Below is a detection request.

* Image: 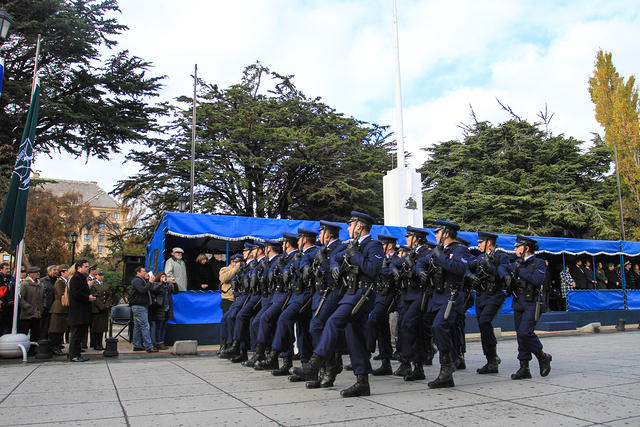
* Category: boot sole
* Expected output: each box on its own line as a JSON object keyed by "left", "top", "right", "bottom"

{"left": 428, "top": 380, "right": 454, "bottom": 388}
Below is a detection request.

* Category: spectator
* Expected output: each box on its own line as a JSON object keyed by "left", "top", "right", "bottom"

{"left": 584, "top": 259, "right": 595, "bottom": 289}
{"left": 596, "top": 262, "right": 608, "bottom": 290}
{"left": 165, "top": 248, "right": 187, "bottom": 292}
{"left": 218, "top": 255, "right": 241, "bottom": 313}
{"left": 560, "top": 265, "right": 575, "bottom": 310}
{"left": 623, "top": 261, "right": 635, "bottom": 289}
{"left": 0, "top": 262, "right": 15, "bottom": 334}
{"left": 130, "top": 266, "right": 157, "bottom": 353}
{"left": 209, "top": 253, "right": 226, "bottom": 291}
{"left": 49, "top": 264, "right": 70, "bottom": 355}
{"left": 633, "top": 264, "right": 640, "bottom": 290}
{"left": 605, "top": 263, "right": 619, "bottom": 289}
{"left": 570, "top": 259, "right": 588, "bottom": 289}
{"left": 68, "top": 260, "right": 96, "bottom": 362}
{"left": 150, "top": 272, "right": 179, "bottom": 350}
{"left": 40, "top": 265, "right": 59, "bottom": 340}
{"left": 89, "top": 269, "right": 110, "bottom": 350}
{"left": 192, "top": 253, "right": 214, "bottom": 291}
{"left": 18, "top": 266, "right": 44, "bottom": 342}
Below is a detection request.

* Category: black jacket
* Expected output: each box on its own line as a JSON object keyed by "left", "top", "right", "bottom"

{"left": 68, "top": 272, "right": 91, "bottom": 326}
{"left": 129, "top": 276, "right": 151, "bottom": 307}
{"left": 570, "top": 266, "right": 588, "bottom": 289}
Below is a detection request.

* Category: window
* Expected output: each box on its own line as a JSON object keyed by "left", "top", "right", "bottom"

{"left": 99, "top": 212, "right": 106, "bottom": 218}
{"left": 84, "top": 234, "right": 90, "bottom": 241}
{"left": 98, "top": 235, "right": 105, "bottom": 243}
{"left": 99, "top": 223, "right": 105, "bottom": 230}
{"left": 2, "top": 255, "right": 9, "bottom": 261}
{"left": 113, "top": 212, "right": 120, "bottom": 219}
{"left": 113, "top": 224, "right": 120, "bottom": 230}
{"left": 98, "top": 246, "right": 104, "bottom": 253}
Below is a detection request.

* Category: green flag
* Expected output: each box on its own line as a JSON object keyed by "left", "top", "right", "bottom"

{"left": 0, "top": 77, "right": 41, "bottom": 250}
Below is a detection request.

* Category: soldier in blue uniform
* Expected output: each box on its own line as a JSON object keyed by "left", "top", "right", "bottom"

{"left": 416, "top": 220, "right": 471, "bottom": 388}
{"left": 229, "top": 242, "right": 267, "bottom": 363}
{"left": 254, "top": 232, "right": 299, "bottom": 372}
{"left": 499, "top": 235, "right": 552, "bottom": 380}
{"left": 467, "top": 231, "right": 510, "bottom": 374}
{"left": 243, "top": 239, "right": 282, "bottom": 367}
{"left": 451, "top": 236, "right": 472, "bottom": 370}
{"left": 306, "top": 220, "right": 348, "bottom": 389}
{"left": 366, "top": 234, "right": 398, "bottom": 376}
{"left": 391, "top": 226, "right": 430, "bottom": 381}
{"left": 261, "top": 228, "right": 318, "bottom": 376}
{"left": 220, "top": 243, "right": 256, "bottom": 358}
{"left": 295, "top": 211, "right": 384, "bottom": 397}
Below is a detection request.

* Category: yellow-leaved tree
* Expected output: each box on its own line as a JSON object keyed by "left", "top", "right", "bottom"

{"left": 588, "top": 50, "right": 640, "bottom": 240}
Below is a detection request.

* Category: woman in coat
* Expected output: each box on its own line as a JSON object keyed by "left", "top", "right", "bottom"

{"left": 150, "top": 272, "right": 179, "bottom": 350}
{"left": 89, "top": 270, "right": 111, "bottom": 350}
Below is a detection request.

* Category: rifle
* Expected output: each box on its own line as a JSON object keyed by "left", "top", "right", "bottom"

{"left": 334, "top": 232, "right": 361, "bottom": 293}
{"left": 351, "top": 282, "right": 375, "bottom": 316}
{"left": 504, "top": 254, "right": 525, "bottom": 297}
{"left": 534, "top": 292, "right": 542, "bottom": 321}
{"left": 386, "top": 293, "right": 397, "bottom": 315}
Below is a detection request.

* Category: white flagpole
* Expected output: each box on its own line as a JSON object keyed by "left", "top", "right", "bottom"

{"left": 190, "top": 64, "right": 197, "bottom": 213}
{"left": 393, "top": 0, "right": 406, "bottom": 168}
{"left": 10, "top": 34, "right": 41, "bottom": 335}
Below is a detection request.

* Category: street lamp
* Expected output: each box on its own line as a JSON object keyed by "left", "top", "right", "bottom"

{"left": 0, "top": 8, "right": 14, "bottom": 42}
{"left": 177, "top": 195, "right": 189, "bottom": 212}
{"left": 70, "top": 231, "right": 78, "bottom": 265}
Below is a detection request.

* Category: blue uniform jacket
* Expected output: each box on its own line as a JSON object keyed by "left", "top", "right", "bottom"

{"left": 417, "top": 242, "right": 471, "bottom": 287}
{"left": 499, "top": 255, "right": 546, "bottom": 288}
{"left": 469, "top": 249, "right": 511, "bottom": 282}
{"left": 330, "top": 235, "right": 384, "bottom": 284}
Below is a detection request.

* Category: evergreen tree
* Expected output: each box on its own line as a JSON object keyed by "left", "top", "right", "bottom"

{"left": 419, "top": 119, "right": 617, "bottom": 239}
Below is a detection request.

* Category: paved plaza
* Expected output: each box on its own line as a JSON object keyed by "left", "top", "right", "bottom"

{"left": 0, "top": 331, "right": 638, "bottom": 426}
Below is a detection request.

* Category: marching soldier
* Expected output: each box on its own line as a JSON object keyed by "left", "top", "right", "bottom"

{"left": 244, "top": 239, "right": 282, "bottom": 367}
{"left": 416, "top": 220, "right": 471, "bottom": 388}
{"left": 392, "top": 226, "right": 430, "bottom": 381}
{"left": 467, "top": 231, "right": 510, "bottom": 374}
{"left": 452, "top": 237, "right": 472, "bottom": 369}
{"left": 295, "top": 211, "right": 384, "bottom": 397}
{"left": 500, "top": 235, "right": 552, "bottom": 380}
{"left": 254, "top": 232, "right": 300, "bottom": 372}
{"left": 366, "top": 234, "right": 398, "bottom": 376}
{"left": 306, "top": 220, "right": 347, "bottom": 388}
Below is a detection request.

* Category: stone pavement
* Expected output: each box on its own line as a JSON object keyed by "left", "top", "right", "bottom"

{"left": 0, "top": 331, "right": 639, "bottom": 426}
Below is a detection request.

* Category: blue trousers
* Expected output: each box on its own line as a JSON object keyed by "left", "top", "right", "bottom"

{"left": 271, "top": 291, "right": 312, "bottom": 361}
{"left": 233, "top": 295, "right": 261, "bottom": 349}
{"left": 314, "top": 289, "right": 376, "bottom": 376}
{"left": 366, "top": 293, "right": 394, "bottom": 359}
{"left": 428, "top": 290, "right": 465, "bottom": 362}
{"left": 257, "top": 291, "right": 287, "bottom": 346}
{"left": 220, "top": 294, "right": 246, "bottom": 344}
{"left": 251, "top": 294, "right": 272, "bottom": 349}
{"left": 512, "top": 294, "right": 543, "bottom": 361}
{"left": 309, "top": 289, "right": 344, "bottom": 349}
{"left": 399, "top": 288, "right": 424, "bottom": 363}
{"left": 476, "top": 292, "right": 505, "bottom": 356}
{"left": 395, "top": 295, "right": 406, "bottom": 353}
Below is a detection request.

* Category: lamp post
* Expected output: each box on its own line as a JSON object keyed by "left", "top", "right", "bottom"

{"left": 178, "top": 195, "right": 189, "bottom": 213}
{"left": 70, "top": 231, "right": 78, "bottom": 265}
{"left": 0, "top": 8, "right": 14, "bottom": 42}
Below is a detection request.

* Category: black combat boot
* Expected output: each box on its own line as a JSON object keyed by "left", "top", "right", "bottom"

{"left": 242, "top": 343, "right": 265, "bottom": 367}
{"left": 221, "top": 340, "right": 240, "bottom": 359}
{"left": 455, "top": 353, "right": 466, "bottom": 370}
{"left": 288, "top": 362, "right": 307, "bottom": 382}
{"left": 305, "top": 366, "right": 325, "bottom": 389}
{"left": 216, "top": 342, "right": 228, "bottom": 357}
{"left": 320, "top": 353, "right": 342, "bottom": 387}
{"left": 231, "top": 349, "right": 248, "bottom": 363}
{"left": 393, "top": 355, "right": 412, "bottom": 377}
{"left": 271, "top": 355, "right": 293, "bottom": 376}
{"left": 511, "top": 360, "right": 532, "bottom": 380}
{"left": 404, "top": 362, "right": 426, "bottom": 381}
{"left": 373, "top": 353, "right": 382, "bottom": 361}
{"left": 335, "top": 353, "right": 344, "bottom": 374}
{"left": 254, "top": 349, "right": 279, "bottom": 371}
{"left": 345, "top": 363, "right": 353, "bottom": 371}
{"left": 535, "top": 352, "right": 552, "bottom": 377}
{"left": 340, "top": 374, "right": 370, "bottom": 397}
{"left": 477, "top": 347, "right": 500, "bottom": 374}
{"left": 428, "top": 353, "right": 455, "bottom": 388}
{"left": 372, "top": 358, "right": 392, "bottom": 376}
{"left": 292, "top": 352, "right": 323, "bottom": 380}
{"left": 423, "top": 339, "right": 437, "bottom": 366}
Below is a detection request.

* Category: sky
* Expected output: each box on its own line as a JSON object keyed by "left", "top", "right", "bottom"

{"left": 33, "top": 0, "right": 640, "bottom": 194}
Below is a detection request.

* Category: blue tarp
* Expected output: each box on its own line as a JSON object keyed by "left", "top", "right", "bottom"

{"left": 169, "top": 292, "right": 223, "bottom": 325}
{"left": 627, "top": 290, "right": 640, "bottom": 310}
{"left": 465, "top": 294, "right": 514, "bottom": 315}
{"left": 567, "top": 290, "right": 625, "bottom": 311}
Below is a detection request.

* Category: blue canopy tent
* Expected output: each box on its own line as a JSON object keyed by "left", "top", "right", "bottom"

{"left": 147, "top": 212, "right": 640, "bottom": 343}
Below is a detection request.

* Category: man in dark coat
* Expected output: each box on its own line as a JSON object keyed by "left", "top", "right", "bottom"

{"left": 68, "top": 260, "right": 96, "bottom": 362}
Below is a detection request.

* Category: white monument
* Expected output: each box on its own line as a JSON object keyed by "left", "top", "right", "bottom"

{"left": 383, "top": 0, "right": 423, "bottom": 227}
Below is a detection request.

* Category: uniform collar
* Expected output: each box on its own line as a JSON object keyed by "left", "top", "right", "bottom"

{"left": 256, "top": 255, "right": 265, "bottom": 262}
{"left": 268, "top": 254, "right": 278, "bottom": 261}
{"left": 524, "top": 254, "right": 535, "bottom": 262}
{"left": 358, "top": 234, "right": 371, "bottom": 244}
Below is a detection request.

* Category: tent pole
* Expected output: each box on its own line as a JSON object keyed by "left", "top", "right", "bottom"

{"left": 225, "top": 241, "right": 229, "bottom": 266}
{"left": 620, "top": 252, "right": 627, "bottom": 310}
{"left": 592, "top": 255, "right": 596, "bottom": 289}
{"left": 562, "top": 252, "right": 567, "bottom": 311}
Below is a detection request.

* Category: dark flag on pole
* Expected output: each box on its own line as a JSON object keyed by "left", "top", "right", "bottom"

{"left": 0, "top": 76, "right": 40, "bottom": 250}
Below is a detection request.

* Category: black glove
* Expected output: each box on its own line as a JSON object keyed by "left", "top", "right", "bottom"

{"left": 345, "top": 243, "right": 358, "bottom": 260}
{"left": 418, "top": 270, "right": 429, "bottom": 286}
{"left": 431, "top": 245, "right": 443, "bottom": 260}
{"left": 391, "top": 267, "right": 401, "bottom": 283}
{"left": 283, "top": 270, "right": 291, "bottom": 285}
{"left": 503, "top": 275, "right": 512, "bottom": 289}
{"left": 331, "top": 267, "right": 341, "bottom": 282}
{"left": 466, "top": 272, "right": 481, "bottom": 287}
{"left": 302, "top": 265, "right": 311, "bottom": 284}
